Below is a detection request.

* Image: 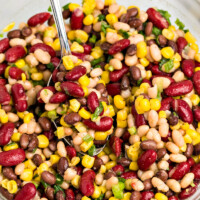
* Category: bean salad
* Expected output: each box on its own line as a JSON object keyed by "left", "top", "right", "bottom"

{"left": 0, "top": 0, "right": 200, "bottom": 200}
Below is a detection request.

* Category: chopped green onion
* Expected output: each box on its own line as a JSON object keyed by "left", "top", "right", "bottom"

{"left": 91, "top": 58, "right": 102, "bottom": 67}
{"left": 119, "top": 29, "right": 129, "bottom": 39}
{"left": 136, "top": 79, "right": 143, "bottom": 86}
{"left": 6, "top": 142, "right": 15, "bottom": 146}
{"left": 98, "top": 14, "right": 106, "bottom": 21}
{"left": 108, "top": 65, "right": 114, "bottom": 72}
{"left": 48, "top": 6, "right": 52, "bottom": 12}
{"left": 101, "top": 22, "right": 111, "bottom": 34}
{"left": 159, "top": 58, "right": 168, "bottom": 69}
{"left": 112, "top": 182, "right": 125, "bottom": 199}
{"left": 63, "top": 3, "right": 70, "bottom": 10}
{"left": 0, "top": 33, "right": 4, "bottom": 38}
{"left": 164, "top": 59, "right": 174, "bottom": 73}
{"left": 46, "top": 62, "right": 55, "bottom": 72}
{"left": 32, "top": 80, "right": 45, "bottom": 87}
{"left": 175, "top": 18, "right": 185, "bottom": 30}
{"left": 76, "top": 38, "right": 82, "bottom": 44}
{"left": 33, "top": 174, "right": 39, "bottom": 179}
{"left": 32, "top": 148, "right": 37, "bottom": 153}
{"left": 128, "top": 126, "right": 136, "bottom": 135}
{"left": 47, "top": 110, "right": 57, "bottom": 120}
{"left": 157, "top": 9, "right": 171, "bottom": 25}
{"left": 94, "top": 65, "right": 101, "bottom": 69}
{"left": 56, "top": 174, "right": 64, "bottom": 185}
{"left": 95, "top": 194, "right": 104, "bottom": 200}
{"left": 83, "top": 134, "right": 93, "bottom": 143}
{"left": 88, "top": 144, "right": 96, "bottom": 156}
{"left": 118, "top": 177, "right": 126, "bottom": 183}
{"left": 41, "top": 180, "right": 49, "bottom": 189}
{"left": 91, "top": 102, "right": 104, "bottom": 121}
{"left": 89, "top": 35, "right": 97, "bottom": 43}
{"left": 152, "top": 26, "right": 162, "bottom": 36}
{"left": 54, "top": 185, "right": 65, "bottom": 197}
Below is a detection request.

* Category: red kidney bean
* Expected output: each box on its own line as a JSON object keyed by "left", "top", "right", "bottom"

{"left": 30, "top": 43, "right": 56, "bottom": 57}
{"left": 181, "top": 59, "right": 195, "bottom": 78}
{"left": 0, "top": 85, "right": 11, "bottom": 105}
{"left": 49, "top": 92, "right": 68, "bottom": 104}
{"left": 87, "top": 91, "right": 99, "bottom": 113}
{"left": 193, "top": 106, "right": 200, "bottom": 121}
{"left": 137, "top": 150, "right": 157, "bottom": 171}
{"left": 141, "top": 191, "right": 154, "bottom": 200}
{"left": 193, "top": 71, "right": 200, "bottom": 95}
{"left": 132, "top": 105, "right": 147, "bottom": 128}
{"left": 177, "top": 37, "right": 188, "bottom": 57}
{"left": 0, "top": 78, "right": 6, "bottom": 85}
{"left": 169, "top": 161, "right": 190, "bottom": 180}
{"left": 0, "top": 38, "right": 9, "bottom": 53}
{"left": 0, "top": 122, "right": 15, "bottom": 146}
{"left": 109, "top": 136, "right": 123, "bottom": 157}
{"left": 151, "top": 64, "right": 171, "bottom": 76}
{"left": 191, "top": 163, "right": 200, "bottom": 180}
{"left": 164, "top": 80, "right": 193, "bottom": 97}
{"left": 151, "top": 75, "right": 175, "bottom": 84}
{"left": 61, "top": 81, "right": 84, "bottom": 97}
{"left": 159, "top": 97, "right": 173, "bottom": 111}
{"left": 146, "top": 8, "right": 169, "bottom": 29}
{"left": 80, "top": 170, "right": 95, "bottom": 196}
{"left": 83, "top": 116, "right": 113, "bottom": 131}
{"left": 109, "top": 65, "right": 129, "bottom": 82}
{"left": 122, "top": 131, "right": 130, "bottom": 143}
{"left": 9, "top": 67, "right": 24, "bottom": 80}
{"left": 52, "top": 68, "right": 59, "bottom": 83}
{"left": 121, "top": 171, "right": 137, "bottom": 179}
{"left": 171, "top": 99, "right": 193, "bottom": 123}
{"left": 83, "top": 44, "right": 92, "bottom": 54}
{"left": 14, "top": 183, "right": 36, "bottom": 200}
{"left": 187, "top": 157, "right": 195, "bottom": 167}
{"left": 70, "top": 8, "right": 84, "bottom": 30}
{"left": 106, "top": 83, "right": 121, "bottom": 96}
{"left": 51, "top": 57, "right": 60, "bottom": 68}
{"left": 72, "top": 52, "right": 87, "bottom": 60}
{"left": 112, "top": 165, "right": 125, "bottom": 175}
{"left": 0, "top": 63, "right": 7, "bottom": 76}
{"left": 178, "top": 182, "right": 198, "bottom": 199}
{"left": 161, "top": 131, "right": 171, "bottom": 142}
{"left": 142, "top": 79, "right": 152, "bottom": 86}
{"left": 108, "top": 39, "right": 130, "bottom": 55}
{"left": 5, "top": 45, "right": 26, "bottom": 63}
{"left": 27, "top": 12, "right": 50, "bottom": 27}
{"left": 66, "top": 146, "right": 77, "bottom": 160}
{"left": 0, "top": 149, "right": 25, "bottom": 166}
{"left": 65, "top": 65, "right": 87, "bottom": 81}
{"left": 43, "top": 128, "right": 55, "bottom": 141}
{"left": 169, "top": 196, "right": 178, "bottom": 200}
{"left": 65, "top": 189, "right": 75, "bottom": 200}
{"left": 11, "top": 83, "right": 28, "bottom": 112}
{"left": 37, "top": 86, "right": 56, "bottom": 103}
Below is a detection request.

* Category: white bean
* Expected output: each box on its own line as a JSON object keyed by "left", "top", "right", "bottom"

{"left": 180, "top": 173, "right": 194, "bottom": 188}
{"left": 10, "top": 38, "right": 26, "bottom": 47}
{"left": 0, "top": 53, "right": 5, "bottom": 63}
{"left": 57, "top": 141, "right": 67, "bottom": 157}
{"left": 109, "top": 58, "right": 122, "bottom": 70}
{"left": 34, "top": 49, "right": 51, "bottom": 64}
{"left": 166, "top": 142, "right": 180, "bottom": 154}
{"left": 15, "top": 163, "right": 25, "bottom": 175}
{"left": 148, "top": 110, "right": 158, "bottom": 128}
{"left": 151, "top": 177, "right": 169, "bottom": 192}
{"left": 150, "top": 44, "right": 162, "bottom": 62}
{"left": 172, "top": 130, "right": 185, "bottom": 147}
{"left": 166, "top": 179, "right": 181, "bottom": 193}
{"left": 169, "top": 154, "right": 187, "bottom": 163}
{"left": 113, "top": 22, "right": 130, "bottom": 31}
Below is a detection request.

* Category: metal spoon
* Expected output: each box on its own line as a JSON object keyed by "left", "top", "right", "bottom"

{"left": 48, "top": 0, "right": 108, "bottom": 155}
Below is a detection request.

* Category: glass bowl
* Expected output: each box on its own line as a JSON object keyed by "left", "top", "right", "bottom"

{"left": 0, "top": 0, "right": 200, "bottom": 199}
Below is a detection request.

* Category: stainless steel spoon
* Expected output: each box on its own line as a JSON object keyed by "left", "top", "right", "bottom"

{"left": 48, "top": 0, "right": 108, "bottom": 156}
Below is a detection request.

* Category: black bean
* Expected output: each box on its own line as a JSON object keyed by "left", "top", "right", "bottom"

{"left": 83, "top": 25, "right": 92, "bottom": 34}
{"left": 117, "top": 157, "right": 131, "bottom": 167}
{"left": 38, "top": 117, "right": 52, "bottom": 131}
{"left": 121, "top": 75, "right": 130, "bottom": 90}
{"left": 129, "top": 18, "right": 142, "bottom": 28}
{"left": 64, "top": 113, "right": 81, "bottom": 125}
{"left": 156, "top": 170, "right": 168, "bottom": 182}
{"left": 37, "top": 64, "right": 46, "bottom": 71}
{"left": 93, "top": 139, "right": 107, "bottom": 147}
{"left": 2, "top": 167, "right": 17, "bottom": 180}
{"left": 145, "top": 22, "right": 153, "bottom": 36}
{"left": 7, "top": 29, "right": 21, "bottom": 39}
{"left": 21, "top": 27, "right": 32, "bottom": 37}
{"left": 126, "top": 44, "right": 137, "bottom": 56}
{"left": 32, "top": 154, "right": 43, "bottom": 167}
{"left": 130, "top": 191, "right": 141, "bottom": 200}
{"left": 130, "top": 66, "right": 141, "bottom": 81}
{"left": 46, "top": 187, "right": 55, "bottom": 200}
{"left": 62, "top": 9, "right": 71, "bottom": 19}
{"left": 77, "top": 97, "right": 87, "bottom": 106}
{"left": 158, "top": 35, "right": 167, "bottom": 47}
{"left": 93, "top": 157, "right": 104, "bottom": 171}
{"left": 184, "top": 143, "right": 193, "bottom": 157}
{"left": 104, "top": 171, "right": 116, "bottom": 180}
{"left": 41, "top": 171, "right": 56, "bottom": 185}
{"left": 168, "top": 113, "right": 179, "bottom": 126}
{"left": 20, "top": 133, "right": 29, "bottom": 149}
{"left": 143, "top": 179, "right": 152, "bottom": 190}
{"left": 57, "top": 157, "right": 68, "bottom": 175}
{"left": 127, "top": 8, "right": 138, "bottom": 18}
{"left": 56, "top": 190, "right": 65, "bottom": 200}
{"left": 75, "top": 193, "right": 83, "bottom": 200}
{"left": 49, "top": 140, "right": 57, "bottom": 152}
{"left": 194, "top": 143, "right": 200, "bottom": 155}
{"left": 168, "top": 40, "right": 178, "bottom": 53}
{"left": 119, "top": 14, "right": 129, "bottom": 23}
{"left": 157, "top": 148, "right": 167, "bottom": 160}
{"left": 100, "top": 42, "right": 111, "bottom": 52}
{"left": 147, "top": 39, "right": 156, "bottom": 46}
{"left": 0, "top": 186, "right": 14, "bottom": 200}
{"left": 48, "top": 15, "right": 55, "bottom": 26}
{"left": 35, "top": 32, "right": 43, "bottom": 40}
{"left": 140, "top": 140, "right": 157, "bottom": 150}
{"left": 28, "top": 134, "right": 39, "bottom": 152}
{"left": 96, "top": 83, "right": 106, "bottom": 94}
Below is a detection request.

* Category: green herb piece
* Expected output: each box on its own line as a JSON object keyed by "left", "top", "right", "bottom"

{"left": 0, "top": 33, "right": 3, "bottom": 38}
{"left": 11, "top": 63, "right": 17, "bottom": 67}
{"left": 152, "top": 26, "right": 162, "bottom": 36}
{"left": 32, "top": 80, "right": 45, "bottom": 87}
{"left": 101, "top": 22, "right": 111, "bottom": 34}
{"left": 32, "top": 148, "right": 37, "bottom": 153}
{"left": 164, "top": 59, "right": 174, "bottom": 73}
{"left": 159, "top": 58, "right": 168, "bottom": 69}
{"left": 54, "top": 185, "right": 66, "bottom": 197}
{"left": 118, "top": 177, "right": 126, "bottom": 183}
{"left": 107, "top": 55, "right": 113, "bottom": 63}
{"left": 95, "top": 194, "right": 104, "bottom": 200}
{"left": 91, "top": 58, "right": 102, "bottom": 67}
{"left": 83, "top": 134, "right": 93, "bottom": 143}
{"left": 32, "top": 181, "right": 39, "bottom": 189}
{"left": 157, "top": 9, "right": 171, "bottom": 25}
{"left": 46, "top": 62, "right": 55, "bottom": 72}
{"left": 93, "top": 65, "right": 101, "bottom": 69}
{"left": 63, "top": 3, "right": 70, "bottom": 10}
{"left": 41, "top": 180, "right": 49, "bottom": 189}
{"left": 119, "top": 29, "right": 129, "bottom": 39}
{"left": 112, "top": 182, "right": 125, "bottom": 199}
{"left": 138, "top": 30, "right": 145, "bottom": 37}
{"left": 136, "top": 79, "right": 143, "bottom": 86}
{"left": 128, "top": 126, "right": 136, "bottom": 135}
{"left": 108, "top": 65, "right": 114, "bottom": 72}
{"left": 191, "top": 182, "right": 195, "bottom": 187}
{"left": 89, "top": 35, "right": 97, "bottom": 43}
{"left": 76, "top": 38, "right": 82, "bottom": 44}
{"left": 88, "top": 144, "right": 96, "bottom": 156}
{"left": 47, "top": 110, "right": 57, "bottom": 120}
{"left": 48, "top": 6, "right": 52, "bottom": 12}
{"left": 173, "top": 112, "right": 178, "bottom": 117}
{"left": 98, "top": 14, "right": 106, "bottom": 21}
{"left": 6, "top": 142, "right": 15, "bottom": 146}
{"left": 91, "top": 102, "right": 104, "bottom": 121}
{"left": 56, "top": 174, "right": 64, "bottom": 185}
{"left": 156, "top": 91, "right": 162, "bottom": 101}
{"left": 175, "top": 18, "right": 185, "bottom": 30}
{"left": 184, "top": 29, "right": 189, "bottom": 33}
{"left": 33, "top": 174, "right": 39, "bottom": 179}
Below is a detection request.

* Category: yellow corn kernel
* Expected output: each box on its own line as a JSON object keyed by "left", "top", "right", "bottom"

{"left": 50, "top": 155, "right": 60, "bottom": 165}
{"left": 82, "top": 155, "right": 95, "bottom": 168}
{"left": 75, "top": 122, "right": 87, "bottom": 132}
{"left": 101, "top": 71, "right": 110, "bottom": 84}
{"left": 117, "top": 120, "right": 127, "bottom": 128}
{"left": 195, "top": 53, "right": 200, "bottom": 63}
{"left": 140, "top": 98, "right": 151, "bottom": 112}
{"left": 93, "top": 17, "right": 99, "bottom": 25}
{"left": 21, "top": 73, "right": 26, "bottom": 81}
{"left": 140, "top": 83, "right": 150, "bottom": 94}
{"left": 104, "top": 146, "right": 112, "bottom": 155}
{"left": 107, "top": 28, "right": 117, "bottom": 33}
{"left": 91, "top": 184, "right": 101, "bottom": 199}
{"left": 180, "top": 143, "right": 187, "bottom": 152}
{"left": 168, "top": 25, "right": 176, "bottom": 31}
{"left": 78, "top": 108, "right": 91, "bottom": 119}
{"left": 11, "top": 132, "right": 21, "bottom": 142}
{"left": 20, "top": 169, "right": 33, "bottom": 181}
{"left": 4, "top": 66, "right": 11, "bottom": 78}
{"left": 7, "top": 180, "right": 18, "bottom": 194}
{"left": 24, "top": 159, "right": 37, "bottom": 171}
{"left": 100, "top": 32, "right": 106, "bottom": 43}
{"left": 100, "top": 186, "right": 106, "bottom": 194}
{"left": 191, "top": 94, "right": 200, "bottom": 106}
{"left": 109, "top": 153, "right": 117, "bottom": 161}
{"left": 107, "top": 105, "right": 115, "bottom": 117}
{"left": 106, "top": 14, "right": 118, "bottom": 25}
{"left": 75, "top": 30, "right": 89, "bottom": 43}
{"left": 15, "top": 59, "right": 25, "bottom": 69}
{"left": 83, "top": 14, "right": 94, "bottom": 26}
{"left": 63, "top": 56, "right": 74, "bottom": 70}
{"left": 52, "top": 38, "right": 61, "bottom": 51}
{"left": 56, "top": 127, "right": 65, "bottom": 139}
{"left": 192, "top": 155, "right": 199, "bottom": 163}
{"left": 137, "top": 41, "right": 147, "bottom": 58}
{"left": 150, "top": 99, "right": 161, "bottom": 111}
{"left": 1, "top": 114, "right": 8, "bottom": 123}
{"left": 117, "top": 109, "right": 127, "bottom": 121}
{"left": 37, "top": 135, "right": 49, "bottom": 148}
{"left": 155, "top": 193, "right": 168, "bottom": 200}
{"left": 23, "top": 113, "right": 34, "bottom": 123}
{"left": 191, "top": 43, "right": 199, "bottom": 53}
{"left": 2, "top": 179, "right": 9, "bottom": 189}
{"left": 145, "top": 70, "right": 152, "bottom": 80}
{"left": 95, "top": 132, "right": 108, "bottom": 140}
{"left": 60, "top": 115, "right": 69, "bottom": 127}
{"left": 69, "top": 99, "right": 81, "bottom": 112}
{"left": 3, "top": 143, "right": 19, "bottom": 151}
{"left": 29, "top": 67, "right": 38, "bottom": 74}
{"left": 83, "top": 0, "right": 96, "bottom": 15}
{"left": 71, "top": 175, "right": 81, "bottom": 188}
{"left": 193, "top": 136, "right": 200, "bottom": 145}
{"left": 44, "top": 27, "right": 56, "bottom": 38}
{"left": 161, "top": 47, "right": 174, "bottom": 59}
{"left": 69, "top": 3, "right": 80, "bottom": 11}
{"left": 186, "top": 129, "right": 198, "bottom": 139}
{"left": 105, "top": 161, "right": 117, "bottom": 170}
{"left": 105, "top": 0, "right": 116, "bottom": 6}
{"left": 162, "top": 29, "right": 174, "bottom": 40}
{"left": 170, "top": 122, "right": 181, "bottom": 130}
{"left": 159, "top": 111, "right": 167, "bottom": 119}
{"left": 109, "top": 197, "right": 118, "bottom": 200}
{"left": 78, "top": 75, "right": 90, "bottom": 87}
{"left": 68, "top": 30, "right": 76, "bottom": 40}
{"left": 71, "top": 42, "right": 84, "bottom": 53}
{"left": 80, "top": 140, "right": 94, "bottom": 152}
{"left": 129, "top": 161, "right": 138, "bottom": 171}
{"left": 99, "top": 165, "right": 106, "bottom": 173}
{"left": 82, "top": 197, "right": 91, "bottom": 200}
{"left": 17, "top": 111, "right": 25, "bottom": 119}
{"left": 82, "top": 86, "right": 88, "bottom": 97}
{"left": 91, "top": 46, "right": 103, "bottom": 59}
{"left": 70, "top": 157, "right": 80, "bottom": 166}
{"left": 114, "top": 95, "right": 125, "bottom": 109}
{"left": 3, "top": 22, "right": 15, "bottom": 32}
{"left": 185, "top": 32, "right": 196, "bottom": 44}
{"left": 140, "top": 57, "right": 149, "bottom": 67}
{"left": 181, "top": 123, "right": 190, "bottom": 130}
{"left": 98, "top": 151, "right": 106, "bottom": 158}
{"left": 122, "top": 193, "right": 132, "bottom": 200}
{"left": 38, "top": 163, "right": 49, "bottom": 174}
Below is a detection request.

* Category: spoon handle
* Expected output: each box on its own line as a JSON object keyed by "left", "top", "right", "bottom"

{"left": 50, "top": 0, "right": 71, "bottom": 56}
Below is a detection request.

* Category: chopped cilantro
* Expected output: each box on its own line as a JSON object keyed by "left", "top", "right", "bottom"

{"left": 32, "top": 148, "right": 37, "bottom": 153}
{"left": 98, "top": 14, "right": 106, "bottom": 21}
{"left": 152, "top": 26, "right": 162, "bottom": 36}
{"left": 88, "top": 144, "right": 96, "bottom": 156}
{"left": 83, "top": 134, "right": 93, "bottom": 143}
{"left": 119, "top": 29, "right": 129, "bottom": 39}
{"left": 33, "top": 174, "right": 39, "bottom": 179}
{"left": 118, "top": 177, "right": 126, "bottom": 183}
{"left": 93, "top": 65, "right": 101, "bottom": 69}
{"left": 32, "top": 80, "right": 45, "bottom": 87}
{"left": 46, "top": 62, "right": 55, "bottom": 72}
{"left": 89, "top": 34, "right": 97, "bottom": 43}
{"left": 164, "top": 59, "right": 174, "bottom": 72}
{"left": 56, "top": 174, "right": 64, "bottom": 185}
{"left": 136, "top": 79, "right": 143, "bottom": 86}
{"left": 159, "top": 58, "right": 168, "bottom": 69}
{"left": 76, "top": 38, "right": 82, "bottom": 44}
{"left": 107, "top": 55, "right": 113, "bottom": 62}
{"left": 6, "top": 142, "right": 15, "bottom": 146}
{"left": 91, "top": 102, "right": 104, "bottom": 121}
{"left": 62, "top": 3, "right": 70, "bottom": 10}
{"left": 95, "top": 194, "right": 104, "bottom": 200}
{"left": 101, "top": 22, "right": 111, "bottom": 34}
{"left": 54, "top": 185, "right": 65, "bottom": 197}
{"left": 91, "top": 58, "right": 102, "bottom": 67}
{"left": 41, "top": 180, "right": 49, "bottom": 189}
{"left": 157, "top": 9, "right": 171, "bottom": 25}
